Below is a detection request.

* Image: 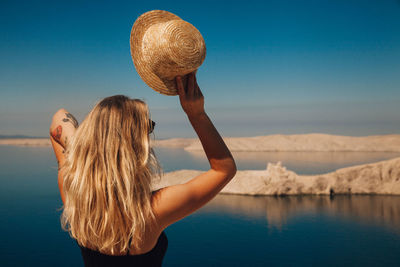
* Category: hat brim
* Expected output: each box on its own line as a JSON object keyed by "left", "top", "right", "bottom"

{"left": 130, "top": 10, "right": 188, "bottom": 96}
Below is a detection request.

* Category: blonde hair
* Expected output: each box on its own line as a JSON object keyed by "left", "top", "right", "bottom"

{"left": 61, "top": 95, "right": 161, "bottom": 255}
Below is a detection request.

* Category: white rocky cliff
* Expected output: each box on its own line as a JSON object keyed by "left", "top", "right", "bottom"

{"left": 153, "top": 157, "right": 400, "bottom": 195}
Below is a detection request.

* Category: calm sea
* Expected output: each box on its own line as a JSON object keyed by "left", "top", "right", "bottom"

{"left": 1, "top": 145, "right": 400, "bottom": 266}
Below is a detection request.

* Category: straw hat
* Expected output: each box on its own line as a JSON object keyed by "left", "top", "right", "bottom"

{"left": 130, "top": 10, "right": 206, "bottom": 95}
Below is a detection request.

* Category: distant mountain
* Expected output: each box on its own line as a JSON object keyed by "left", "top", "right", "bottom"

{"left": 0, "top": 135, "right": 46, "bottom": 139}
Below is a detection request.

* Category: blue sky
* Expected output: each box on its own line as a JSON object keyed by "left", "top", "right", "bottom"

{"left": 1, "top": 0, "right": 399, "bottom": 138}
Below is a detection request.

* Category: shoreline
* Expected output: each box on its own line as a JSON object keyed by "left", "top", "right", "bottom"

{"left": 2, "top": 133, "right": 400, "bottom": 152}
{"left": 0, "top": 138, "right": 52, "bottom": 147}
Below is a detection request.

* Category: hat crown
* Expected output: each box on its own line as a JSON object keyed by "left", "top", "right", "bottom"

{"left": 141, "top": 19, "right": 206, "bottom": 79}
{"left": 130, "top": 10, "right": 206, "bottom": 95}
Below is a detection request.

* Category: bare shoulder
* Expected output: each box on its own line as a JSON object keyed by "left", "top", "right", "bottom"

{"left": 151, "top": 184, "right": 191, "bottom": 229}
{"left": 151, "top": 169, "right": 236, "bottom": 230}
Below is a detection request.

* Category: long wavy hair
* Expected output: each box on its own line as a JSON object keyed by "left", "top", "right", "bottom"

{"left": 61, "top": 95, "right": 161, "bottom": 255}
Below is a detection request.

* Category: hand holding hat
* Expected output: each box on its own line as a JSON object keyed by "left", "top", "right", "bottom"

{"left": 130, "top": 10, "right": 206, "bottom": 95}
{"left": 176, "top": 73, "right": 204, "bottom": 117}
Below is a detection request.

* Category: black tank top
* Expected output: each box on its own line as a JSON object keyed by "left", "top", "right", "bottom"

{"left": 77, "top": 231, "right": 168, "bottom": 267}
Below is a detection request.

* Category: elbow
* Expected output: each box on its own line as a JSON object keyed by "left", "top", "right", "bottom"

{"left": 227, "top": 159, "right": 237, "bottom": 178}
{"left": 50, "top": 108, "right": 67, "bottom": 128}
{"left": 218, "top": 158, "right": 237, "bottom": 179}
{"left": 49, "top": 108, "right": 68, "bottom": 137}
{"left": 52, "top": 108, "right": 68, "bottom": 121}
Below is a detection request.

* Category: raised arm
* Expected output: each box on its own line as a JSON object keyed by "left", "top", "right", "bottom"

{"left": 152, "top": 73, "right": 237, "bottom": 229}
{"left": 49, "top": 108, "right": 79, "bottom": 204}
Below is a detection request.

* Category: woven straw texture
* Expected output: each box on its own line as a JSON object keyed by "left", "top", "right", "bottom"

{"left": 130, "top": 10, "right": 206, "bottom": 95}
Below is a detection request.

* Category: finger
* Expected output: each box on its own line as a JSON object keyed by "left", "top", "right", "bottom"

{"left": 175, "top": 76, "right": 185, "bottom": 97}
{"left": 187, "top": 72, "right": 195, "bottom": 98}
{"left": 193, "top": 74, "right": 200, "bottom": 97}
{"left": 197, "top": 83, "right": 203, "bottom": 98}
{"left": 194, "top": 74, "right": 203, "bottom": 97}
{"left": 183, "top": 75, "right": 189, "bottom": 95}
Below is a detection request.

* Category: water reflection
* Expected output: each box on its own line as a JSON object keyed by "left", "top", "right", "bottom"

{"left": 1, "top": 146, "right": 400, "bottom": 266}
{"left": 203, "top": 194, "right": 400, "bottom": 234}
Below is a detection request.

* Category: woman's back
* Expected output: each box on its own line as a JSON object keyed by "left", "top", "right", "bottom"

{"left": 49, "top": 73, "right": 236, "bottom": 266}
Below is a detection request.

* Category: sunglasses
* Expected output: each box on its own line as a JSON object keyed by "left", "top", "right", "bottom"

{"left": 149, "top": 119, "right": 156, "bottom": 134}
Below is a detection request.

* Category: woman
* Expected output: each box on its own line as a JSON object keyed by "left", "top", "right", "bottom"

{"left": 49, "top": 73, "right": 236, "bottom": 266}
